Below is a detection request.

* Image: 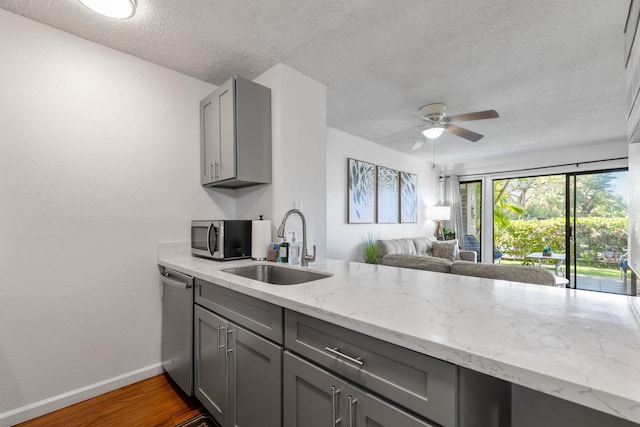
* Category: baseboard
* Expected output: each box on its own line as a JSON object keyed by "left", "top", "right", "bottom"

{"left": 0, "top": 363, "right": 164, "bottom": 427}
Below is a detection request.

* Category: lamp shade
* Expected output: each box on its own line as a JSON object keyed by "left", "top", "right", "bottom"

{"left": 428, "top": 206, "right": 451, "bottom": 221}
{"left": 422, "top": 123, "right": 445, "bottom": 139}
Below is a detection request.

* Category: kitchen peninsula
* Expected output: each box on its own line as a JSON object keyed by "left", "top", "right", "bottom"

{"left": 158, "top": 249, "right": 640, "bottom": 426}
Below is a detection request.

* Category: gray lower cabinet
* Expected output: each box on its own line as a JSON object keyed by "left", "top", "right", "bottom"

{"left": 192, "top": 280, "right": 509, "bottom": 427}
{"left": 194, "top": 304, "right": 282, "bottom": 427}
{"left": 284, "top": 310, "right": 457, "bottom": 426}
{"left": 194, "top": 306, "right": 227, "bottom": 423}
{"left": 284, "top": 309, "right": 511, "bottom": 427}
{"left": 284, "top": 351, "right": 435, "bottom": 427}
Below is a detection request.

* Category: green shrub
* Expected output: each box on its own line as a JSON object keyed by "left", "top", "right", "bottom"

{"left": 495, "top": 217, "right": 627, "bottom": 267}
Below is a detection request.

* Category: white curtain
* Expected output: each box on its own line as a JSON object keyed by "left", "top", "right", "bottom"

{"left": 444, "top": 175, "right": 465, "bottom": 248}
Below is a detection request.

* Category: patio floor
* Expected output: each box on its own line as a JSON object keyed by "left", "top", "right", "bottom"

{"left": 505, "top": 260, "right": 633, "bottom": 295}
{"left": 573, "top": 274, "right": 630, "bottom": 295}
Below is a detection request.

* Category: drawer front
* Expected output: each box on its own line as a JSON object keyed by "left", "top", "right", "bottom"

{"left": 285, "top": 310, "right": 457, "bottom": 427}
{"left": 195, "top": 278, "right": 283, "bottom": 343}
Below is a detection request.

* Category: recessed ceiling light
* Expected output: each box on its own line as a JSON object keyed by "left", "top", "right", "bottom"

{"left": 79, "top": 0, "right": 136, "bottom": 19}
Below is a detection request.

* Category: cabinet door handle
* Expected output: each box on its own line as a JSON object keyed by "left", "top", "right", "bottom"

{"left": 331, "top": 386, "right": 342, "bottom": 426}
{"left": 214, "top": 162, "right": 219, "bottom": 180}
{"left": 348, "top": 395, "right": 357, "bottom": 427}
{"left": 217, "top": 325, "right": 227, "bottom": 354}
{"left": 209, "top": 162, "right": 215, "bottom": 180}
{"left": 325, "top": 347, "right": 364, "bottom": 366}
{"left": 226, "top": 329, "right": 235, "bottom": 359}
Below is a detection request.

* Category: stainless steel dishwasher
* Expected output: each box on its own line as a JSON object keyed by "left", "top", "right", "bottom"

{"left": 159, "top": 265, "right": 194, "bottom": 396}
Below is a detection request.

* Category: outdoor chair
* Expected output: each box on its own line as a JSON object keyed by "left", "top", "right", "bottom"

{"left": 619, "top": 251, "right": 629, "bottom": 285}
{"left": 463, "top": 234, "right": 480, "bottom": 260}
{"left": 463, "top": 234, "right": 504, "bottom": 263}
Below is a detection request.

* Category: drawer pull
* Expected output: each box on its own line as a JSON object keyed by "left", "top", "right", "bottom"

{"left": 325, "top": 346, "right": 364, "bottom": 366}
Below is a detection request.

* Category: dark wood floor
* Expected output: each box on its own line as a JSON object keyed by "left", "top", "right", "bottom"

{"left": 16, "top": 374, "right": 205, "bottom": 427}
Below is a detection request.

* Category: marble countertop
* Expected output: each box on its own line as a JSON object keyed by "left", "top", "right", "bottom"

{"left": 158, "top": 251, "right": 640, "bottom": 424}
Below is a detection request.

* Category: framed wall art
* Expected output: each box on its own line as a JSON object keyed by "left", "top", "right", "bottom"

{"left": 347, "top": 158, "right": 376, "bottom": 223}
{"left": 376, "top": 166, "right": 399, "bottom": 223}
{"left": 400, "top": 171, "right": 418, "bottom": 223}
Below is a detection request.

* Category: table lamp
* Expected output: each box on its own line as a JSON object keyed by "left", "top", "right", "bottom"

{"left": 428, "top": 206, "right": 451, "bottom": 240}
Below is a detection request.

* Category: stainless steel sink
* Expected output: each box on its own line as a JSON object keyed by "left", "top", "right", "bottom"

{"left": 223, "top": 264, "right": 332, "bottom": 285}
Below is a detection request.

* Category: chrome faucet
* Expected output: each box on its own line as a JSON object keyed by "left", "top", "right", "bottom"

{"left": 277, "top": 209, "right": 316, "bottom": 266}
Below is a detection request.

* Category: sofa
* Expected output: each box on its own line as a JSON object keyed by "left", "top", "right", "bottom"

{"left": 377, "top": 237, "right": 557, "bottom": 286}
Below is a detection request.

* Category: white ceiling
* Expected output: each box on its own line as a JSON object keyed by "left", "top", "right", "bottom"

{"left": 0, "top": 0, "right": 631, "bottom": 172}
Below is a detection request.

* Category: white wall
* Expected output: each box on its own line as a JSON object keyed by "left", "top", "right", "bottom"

{"left": 326, "top": 128, "right": 439, "bottom": 261}
{"left": 0, "top": 10, "right": 227, "bottom": 424}
{"left": 254, "top": 64, "right": 327, "bottom": 259}
{"left": 445, "top": 137, "right": 629, "bottom": 177}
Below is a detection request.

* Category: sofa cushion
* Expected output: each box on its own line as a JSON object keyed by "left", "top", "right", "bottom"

{"left": 432, "top": 240, "right": 460, "bottom": 261}
{"left": 412, "top": 237, "right": 436, "bottom": 255}
{"left": 382, "top": 254, "right": 452, "bottom": 273}
{"left": 451, "top": 261, "right": 556, "bottom": 286}
{"left": 377, "top": 238, "right": 417, "bottom": 258}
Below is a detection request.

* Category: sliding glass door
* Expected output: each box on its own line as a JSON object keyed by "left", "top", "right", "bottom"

{"left": 459, "top": 181, "right": 482, "bottom": 260}
{"left": 492, "top": 169, "right": 629, "bottom": 294}
{"left": 569, "top": 170, "right": 629, "bottom": 294}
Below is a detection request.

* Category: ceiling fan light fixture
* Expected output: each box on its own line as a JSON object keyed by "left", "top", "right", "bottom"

{"left": 79, "top": 0, "right": 136, "bottom": 19}
{"left": 422, "top": 124, "right": 445, "bottom": 139}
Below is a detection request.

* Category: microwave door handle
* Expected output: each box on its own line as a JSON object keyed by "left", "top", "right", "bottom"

{"left": 210, "top": 224, "right": 220, "bottom": 255}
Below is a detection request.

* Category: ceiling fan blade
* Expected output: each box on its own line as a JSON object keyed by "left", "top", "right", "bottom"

{"left": 412, "top": 137, "right": 424, "bottom": 150}
{"left": 446, "top": 110, "right": 499, "bottom": 122}
{"left": 376, "top": 124, "right": 423, "bottom": 141}
{"left": 444, "top": 124, "right": 483, "bottom": 142}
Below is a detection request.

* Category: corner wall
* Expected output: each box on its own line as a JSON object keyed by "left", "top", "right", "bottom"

{"left": 326, "top": 128, "right": 439, "bottom": 261}
{"left": 254, "top": 64, "right": 327, "bottom": 258}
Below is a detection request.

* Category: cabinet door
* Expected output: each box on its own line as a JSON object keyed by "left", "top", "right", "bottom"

{"left": 228, "top": 324, "right": 282, "bottom": 427}
{"left": 349, "top": 385, "right": 436, "bottom": 427}
{"left": 201, "top": 91, "right": 220, "bottom": 184}
{"left": 283, "top": 352, "right": 347, "bottom": 427}
{"left": 194, "top": 305, "right": 229, "bottom": 426}
{"left": 217, "top": 78, "right": 236, "bottom": 182}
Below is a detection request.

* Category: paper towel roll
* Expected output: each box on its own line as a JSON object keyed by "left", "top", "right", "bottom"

{"left": 251, "top": 219, "right": 271, "bottom": 260}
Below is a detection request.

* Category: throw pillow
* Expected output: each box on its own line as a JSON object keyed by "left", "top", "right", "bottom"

{"left": 432, "top": 240, "right": 459, "bottom": 262}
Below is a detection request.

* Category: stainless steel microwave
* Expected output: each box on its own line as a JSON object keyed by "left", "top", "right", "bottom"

{"left": 191, "top": 220, "right": 252, "bottom": 260}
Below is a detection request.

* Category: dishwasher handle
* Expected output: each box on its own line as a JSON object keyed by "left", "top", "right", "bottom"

{"left": 162, "top": 275, "right": 193, "bottom": 289}
{"left": 159, "top": 266, "right": 194, "bottom": 289}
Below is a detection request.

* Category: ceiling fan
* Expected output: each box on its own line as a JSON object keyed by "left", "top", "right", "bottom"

{"left": 411, "top": 103, "right": 499, "bottom": 150}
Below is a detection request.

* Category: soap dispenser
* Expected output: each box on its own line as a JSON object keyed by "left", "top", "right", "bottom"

{"left": 279, "top": 235, "right": 289, "bottom": 263}
{"left": 288, "top": 232, "right": 300, "bottom": 266}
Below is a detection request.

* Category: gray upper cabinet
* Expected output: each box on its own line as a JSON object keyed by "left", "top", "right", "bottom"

{"left": 200, "top": 76, "right": 272, "bottom": 188}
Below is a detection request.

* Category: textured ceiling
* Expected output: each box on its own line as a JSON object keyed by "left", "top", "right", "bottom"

{"left": 0, "top": 0, "right": 631, "bottom": 172}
